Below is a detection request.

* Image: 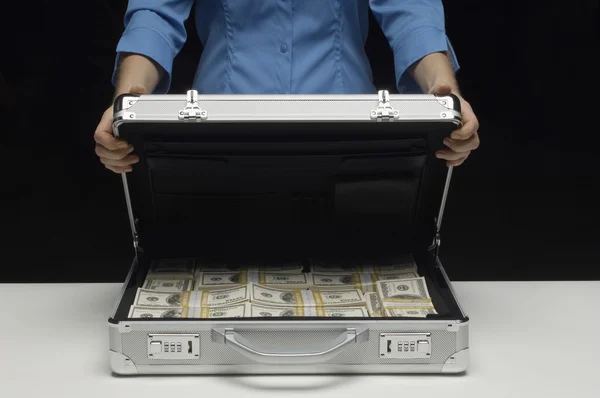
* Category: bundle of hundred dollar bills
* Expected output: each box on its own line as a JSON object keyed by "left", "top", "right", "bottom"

{"left": 131, "top": 256, "right": 437, "bottom": 318}
{"left": 129, "top": 284, "right": 368, "bottom": 318}
{"left": 309, "top": 254, "right": 420, "bottom": 293}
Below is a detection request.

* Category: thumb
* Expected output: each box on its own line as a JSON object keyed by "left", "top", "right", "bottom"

{"left": 113, "top": 85, "right": 148, "bottom": 100}
{"left": 97, "top": 86, "right": 146, "bottom": 149}
{"left": 129, "top": 84, "right": 148, "bottom": 95}
{"left": 428, "top": 84, "right": 453, "bottom": 96}
{"left": 98, "top": 106, "right": 114, "bottom": 131}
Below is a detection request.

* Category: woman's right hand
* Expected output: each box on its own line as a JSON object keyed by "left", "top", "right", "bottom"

{"left": 93, "top": 105, "right": 139, "bottom": 173}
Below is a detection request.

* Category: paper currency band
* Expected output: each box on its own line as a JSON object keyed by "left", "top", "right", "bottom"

{"left": 180, "top": 291, "right": 193, "bottom": 307}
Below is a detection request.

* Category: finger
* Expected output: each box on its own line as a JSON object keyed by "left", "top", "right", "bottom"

{"left": 94, "top": 130, "right": 129, "bottom": 151}
{"left": 95, "top": 143, "right": 134, "bottom": 160}
{"left": 447, "top": 155, "right": 469, "bottom": 167}
{"left": 452, "top": 105, "right": 479, "bottom": 140}
{"left": 93, "top": 107, "right": 129, "bottom": 150}
{"left": 99, "top": 155, "right": 139, "bottom": 167}
{"left": 105, "top": 164, "right": 133, "bottom": 174}
{"left": 435, "top": 149, "right": 471, "bottom": 161}
{"left": 443, "top": 132, "right": 480, "bottom": 153}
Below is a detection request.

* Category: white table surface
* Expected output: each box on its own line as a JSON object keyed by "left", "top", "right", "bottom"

{"left": 1, "top": 281, "right": 598, "bottom": 398}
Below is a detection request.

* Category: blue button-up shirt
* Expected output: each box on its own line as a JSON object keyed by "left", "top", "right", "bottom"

{"left": 113, "top": 0, "right": 459, "bottom": 94}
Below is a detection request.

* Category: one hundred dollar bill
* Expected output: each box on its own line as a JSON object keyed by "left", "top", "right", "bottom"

{"left": 372, "top": 271, "right": 419, "bottom": 282}
{"left": 376, "top": 277, "right": 432, "bottom": 305}
{"left": 318, "top": 306, "right": 369, "bottom": 317}
{"left": 197, "top": 302, "right": 250, "bottom": 318}
{"left": 250, "top": 303, "right": 368, "bottom": 317}
{"left": 194, "top": 272, "right": 244, "bottom": 289}
{"left": 148, "top": 258, "right": 196, "bottom": 275}
{"left": 133, "top": 289, "right": 190, "bottom": 308}
{"left": 310, "top": 271, "right": 420, "bottom": 293}
{"left": 128, "top": 303, "right": 250, "bottom": 318}
{"left": 249, "top": 283, "right": 365, "bottom": 307}
{"left": 384, "top": 307, "right": 437, "bottom": 318}
{"left": 365, "top": 292, "right": 384, "bottom": 317}
{"left": 197, "top": 286, "right": 250, "bottom": 307}
{"left": 128, "top": 306, "right": 186, "bottom": 318}
{"left": 142, "top": 277, "right": 194, "bottom": 291}
{"left": 364, "top": 254, "right": 418, "bottom": 274}
{"left": 310, "top": 254, "right": 417, "bottom": 274}
{"left": 133, "top": 285, "right": 249, "bottom": 308}
{"left": 194, "top": 264, "right": 240, "bottom": 274}
{"left": 196, "top": 271, "right": 309, "bottom": 290}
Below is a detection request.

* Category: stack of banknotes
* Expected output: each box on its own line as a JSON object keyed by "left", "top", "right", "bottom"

{"left": 130, "top": 256, "right": 437, "bottom": 319}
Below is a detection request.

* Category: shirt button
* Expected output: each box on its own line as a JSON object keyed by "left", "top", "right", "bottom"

{"left": 280, "top": 44, "right": 288, "bottom": 53}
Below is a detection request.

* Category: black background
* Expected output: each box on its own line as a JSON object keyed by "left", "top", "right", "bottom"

{"left": 1, "top": 1, "right": 598, "bottom": 282}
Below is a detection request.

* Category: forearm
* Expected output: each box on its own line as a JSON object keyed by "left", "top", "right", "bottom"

{"left": 113, "top": 53, "right": 164, "bottom": 98}
{"left": 409, "top": 52, "right": 460, "bottom": 95}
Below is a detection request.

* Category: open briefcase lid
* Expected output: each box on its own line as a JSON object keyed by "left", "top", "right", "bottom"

{"left": 112, "top": 90, "right": 462, "bottom": 264}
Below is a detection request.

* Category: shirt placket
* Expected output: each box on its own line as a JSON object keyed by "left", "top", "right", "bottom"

{"left": 276, "top": 0, "right": 293, "bottom": 94}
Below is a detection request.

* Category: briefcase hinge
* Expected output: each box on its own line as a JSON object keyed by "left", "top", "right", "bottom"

{"left": 132, "top": 231, "right": 144, "bottom": 253}
{"left": 178, "top": 90, "right": 207, "bottom": 122}
{"left": 429, "top": 226, "right": 442, "bottom": 257}
{"left": 370, "top": 90, "right": 399, "bottom": 122}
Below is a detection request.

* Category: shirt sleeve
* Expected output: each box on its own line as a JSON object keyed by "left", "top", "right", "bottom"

{"left": 369, "top": 0, "right": 459, "bottom": 93}
{"left": 112, "top": 1, "right": 195, "bottom": 94}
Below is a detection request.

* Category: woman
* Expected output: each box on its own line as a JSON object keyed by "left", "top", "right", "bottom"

{"left": 94, "top": 0, "right": 480, "bottom": 172}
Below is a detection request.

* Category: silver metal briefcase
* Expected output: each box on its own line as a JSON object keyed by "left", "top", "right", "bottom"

{"left": 108, "top": 90, "right": 469, "bottom": 375}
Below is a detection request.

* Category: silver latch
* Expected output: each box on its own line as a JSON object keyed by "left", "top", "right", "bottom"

{"left": 370, "top": 90, "right": 399, "bottom": 122}
{"left": 178, "top": 90, "right": 207, "bottom": 121}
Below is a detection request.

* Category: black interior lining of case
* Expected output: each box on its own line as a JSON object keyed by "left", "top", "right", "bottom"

{"left": 144, "top": 150, "right": 425, "bottom": 257}
{"left": 111, "top": 121, "right": 464, "bottom": 322}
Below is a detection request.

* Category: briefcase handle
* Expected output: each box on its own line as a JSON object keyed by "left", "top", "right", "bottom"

{"left": 211, "top": 327, "right": 369, "bottom": 365}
